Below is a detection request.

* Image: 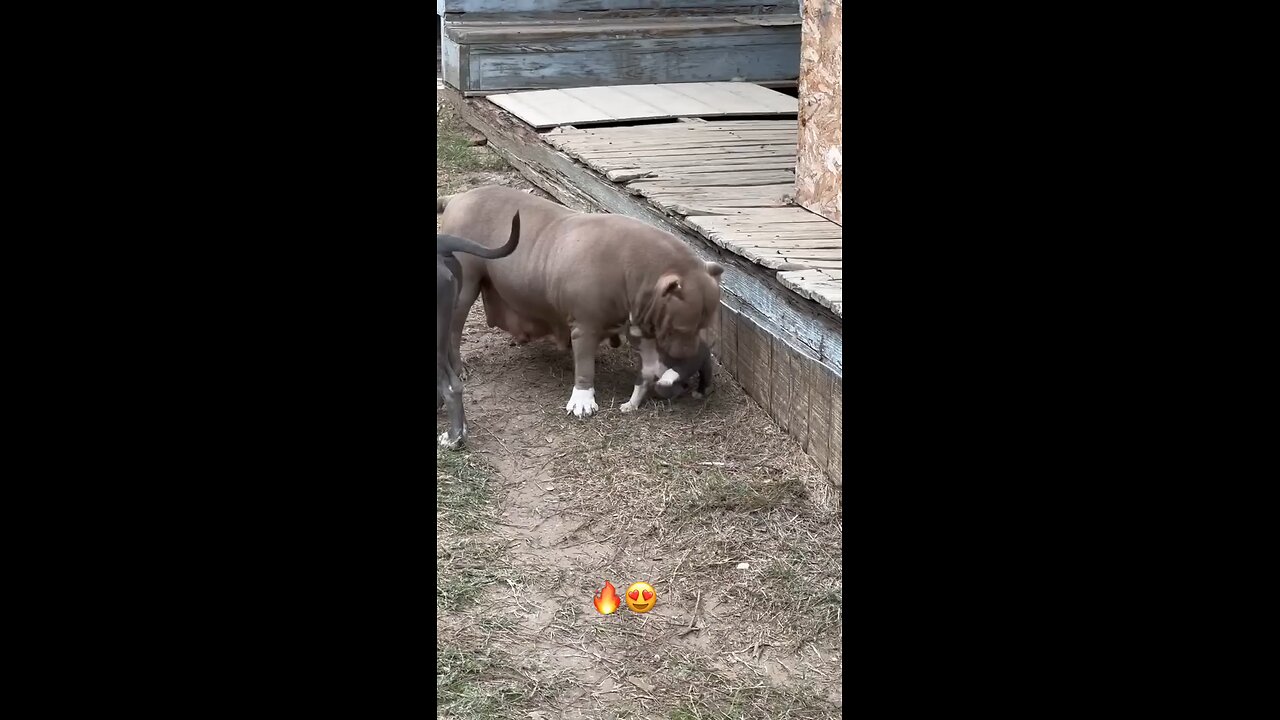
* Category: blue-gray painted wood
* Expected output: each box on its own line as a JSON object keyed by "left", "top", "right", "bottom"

{"left": 440, "top": 23, "right": 799, "bottom": 93}
{"left": 441, "top": 1, "right": 799, "bottom": 13}
{"left": 471, "top": 44, "right": 799, "bottom": 92}
{"left": 441, "top": 16, "right": 464, "bottom": 90}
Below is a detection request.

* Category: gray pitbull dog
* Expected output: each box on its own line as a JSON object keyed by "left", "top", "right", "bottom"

{"left": 437, "top": 212, "right": 520, "bottom": 449}
{"left": 437, "top": 186, "right": 723, "bottom": 417}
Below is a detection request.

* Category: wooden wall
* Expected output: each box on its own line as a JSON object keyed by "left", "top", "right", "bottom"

{"left": 794, "top": 0, "right": 842, "bottom": 225}
{"left": 716, "top": 303, "right": 842, "bottom": 491}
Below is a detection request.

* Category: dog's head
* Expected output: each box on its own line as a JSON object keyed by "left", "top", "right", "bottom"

{"left": 638, "top": 262, "right": 724, "bottom": 360}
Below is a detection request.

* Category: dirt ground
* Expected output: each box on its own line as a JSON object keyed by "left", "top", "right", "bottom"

{"left": 437, "top": 98, "right": 843, "bottom": 719}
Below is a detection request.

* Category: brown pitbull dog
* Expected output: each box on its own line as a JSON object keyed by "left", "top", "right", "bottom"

{"left": 437, "top": 186, "right": 723, "bottom": 417}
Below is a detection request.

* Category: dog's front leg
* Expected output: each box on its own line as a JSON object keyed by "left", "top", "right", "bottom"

{"left": 621, "top": 338, "right": 663, "bottom": 413}
{"left": 621, "top": 366, "right": 653, "bottom": 413}
{"left": 566, "top": 325, "right": 601, "bottom": 417}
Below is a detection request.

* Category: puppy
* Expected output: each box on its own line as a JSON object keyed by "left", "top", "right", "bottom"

{"left": 653, "top": 340, "right": 714, "bottom": 401}
{"left": 623, "top": 338, "right": 714, "bottom": 410}
{"left": 437, "top": 212, "right": 520, "bottom": 449}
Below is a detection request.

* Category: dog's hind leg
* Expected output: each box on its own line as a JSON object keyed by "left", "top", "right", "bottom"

{"left": 449, "top": 266, "right": 481, "bottom": 381}
{"left": 438, "top": 264, "right": 467, "bottom": 449}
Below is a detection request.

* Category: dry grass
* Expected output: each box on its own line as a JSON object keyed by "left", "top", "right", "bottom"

{"left": 437, "top": 101, "right": 507, "bottom": 195}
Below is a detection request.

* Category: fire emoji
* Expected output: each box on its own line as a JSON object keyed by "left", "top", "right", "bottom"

{"left": 593, "top": 580, "right": 621, "bottom": 615}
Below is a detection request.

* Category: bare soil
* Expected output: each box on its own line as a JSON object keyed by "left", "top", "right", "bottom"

{"left": 437, "top": 98, "right": 842, "bottom": 720}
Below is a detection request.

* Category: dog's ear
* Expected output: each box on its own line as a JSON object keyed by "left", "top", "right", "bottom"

{"left": 637, "top": 274, "right": 681, "bottom": 335}
{"left": 705, "top": 262, "right": 724, "bottom": 282}
{"left": 658, "top": 273, "right": 683, "bottom": 298}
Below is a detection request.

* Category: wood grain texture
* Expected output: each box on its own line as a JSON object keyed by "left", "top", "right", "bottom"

{"left": 547, "top": 120, "right": 840, "bottom": 308}
{"left": 442, "top": 15, "right": 802, "bottom": 93}
{"left": 803, "top": 357, "right": 834, "bottom": 473}
{"left": 734, "top": 315, "right": 770, "bottom": 409}
{"left": 768, "top": 333, "right": 795, "bottom": 433}
{"left": 827, "top": 370, "right": 842, "bottom": 489}
{"left": 794, "top": 0, "right": 842, "bottom": 225}
{"left": 718, "top": 303, "right": 739, "bottom": 376}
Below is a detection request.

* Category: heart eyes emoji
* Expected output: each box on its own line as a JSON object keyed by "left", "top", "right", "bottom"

{"left": 624, "top": 582, "right": 657, "bottom": 613}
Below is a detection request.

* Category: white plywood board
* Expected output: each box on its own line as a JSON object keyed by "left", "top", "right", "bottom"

{"left": 489, "top": 82, "right": 798, "bottom": 128}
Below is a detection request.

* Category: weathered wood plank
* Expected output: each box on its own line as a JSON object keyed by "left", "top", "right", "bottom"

{"left": 779, "top": 268, "right": 843, "bottom": 280}
{"left": 827, "top": 375, "right": 842, "bottom": 491}
{"left": 768, "top": 333, "right": 795, "bottom": 433}
{"left": 735, "top": 315, "right": 770, "bottom": 409}
{"left": 448, "top": 17, "right": 800, "bottom": 43}
{"left": 734, "top": 15, "right": 803, "bottom": 26}
{"left": 642, "top": 183, "right": 797, "bottom": 198}
{"left": 441, "top": 16, "right": 465, "bottom": 90}
{"left": 786, "top": 353, "right": 813, "bottom": 455}
{"left": 597, "top": 158, "right": 796, "bottom": 174}
{"left": 547, "top": 119, "right": 798, "bottom": 136}
{"left": 688, "top": 217, "right": 835, "bottom": 231}
{"left": 781, "top": 259, "right": 841, "bottom": 269}
{"left": 620, "top": 162, "right": 797, "bottom": 176}
{"left": 555, "top": 127, "right": 798, "bottom": 138}
{"left": 738, "top": 246, "right": 841, "bottom": 258}
{"left": 563, "top": 144, "right": 795, "bottom": 158}
{"left": 466, "top": 44, "right": 801, "bottom": 94}
{"left": 731, "top": 239, "right": 842, "bottom": 249}
{"left": 699, "top": 229, "right": 842, "bottom": 240}
{"left": 756, "top": 258, "right": 840, "bottom": 274}
{"left": 717, "top": 302, "right": 739, "bottom": 377}
{"left": 567, "top": 128, "right": 798, "bottom": 141}
{"left": 628, "top": 171, "right": 795, "bottom": 187}
{"left": 804, "top": 360, "right": 835, "bottom": 473}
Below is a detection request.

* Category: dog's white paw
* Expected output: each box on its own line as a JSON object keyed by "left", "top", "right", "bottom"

{"left": 620, "top": 401, "right": 638, "bottom": 413}
{"left": 565, "top": 387, "right": 598, "bottom": 417}
{"left": 439, "top": 430, "right": 465, "bottom": 450}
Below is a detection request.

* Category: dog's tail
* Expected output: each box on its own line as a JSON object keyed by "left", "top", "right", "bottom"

{"left": 436, "top": 212, "right": 521, "bottom": 259}
{"left": 436, "top": 195, "right": 455, "bottom": 214}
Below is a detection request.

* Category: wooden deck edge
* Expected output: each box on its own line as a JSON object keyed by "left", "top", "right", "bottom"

{"left": 440, "top": 87, "right": 842, "bottom": 488}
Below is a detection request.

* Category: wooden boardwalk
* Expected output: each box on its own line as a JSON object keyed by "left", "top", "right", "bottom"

{"left": 544, "top": 119, "right": 842, "bottom": 316}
